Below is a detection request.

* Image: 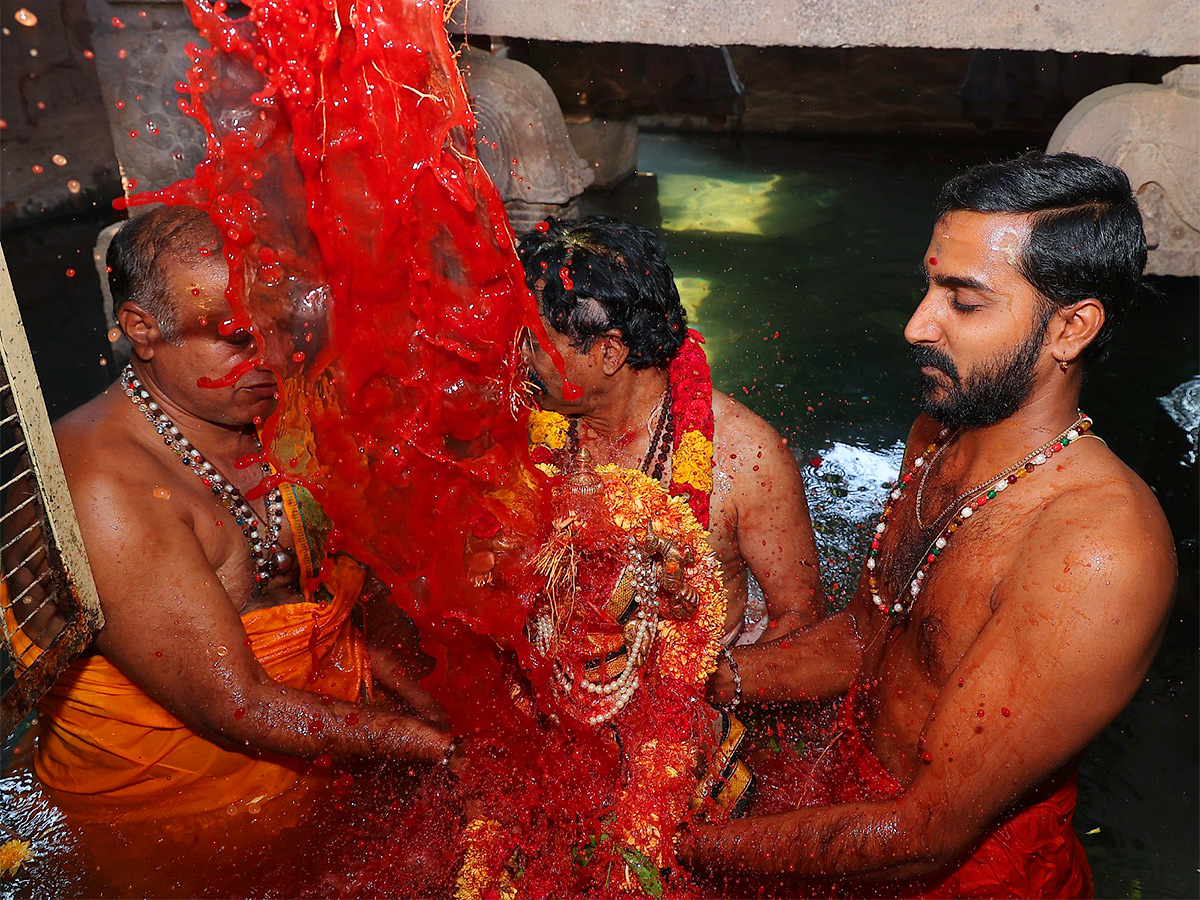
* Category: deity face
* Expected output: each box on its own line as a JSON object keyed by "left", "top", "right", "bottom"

{"left": 143, "top": 255, "right": 280, "bottom": 427}
{"left": 904, "top": 211, "right": 1055, "bottom": 430}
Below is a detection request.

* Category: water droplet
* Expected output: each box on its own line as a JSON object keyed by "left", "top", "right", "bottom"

{"left": 14, "top": 8, "right": 37, "bottom": 26}
{"left": 107, "top": 327, "right": 122, "bottom": 342}
{"left": 51, "top": 153, "right": 67, "bottom": 166}
{"left": 152, "top": 486, "right": 170, "bottom": 500}
{"left": 216, "top": 644, "right": 228, "bottom": 657}
{"left": 67, "top": 179, "right": 82, "bottom": 193}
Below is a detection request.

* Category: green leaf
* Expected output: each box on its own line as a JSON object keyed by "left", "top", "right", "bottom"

{"left": 616, "top": 844, "right": 664, "bottom": 899}
{"left": 1129, "top": 877, "right": 1142, "bottom": 900}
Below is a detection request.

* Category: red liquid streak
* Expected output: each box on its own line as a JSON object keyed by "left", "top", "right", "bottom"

{"left": 122, "top": 2, "right": 643, "bottom": 892}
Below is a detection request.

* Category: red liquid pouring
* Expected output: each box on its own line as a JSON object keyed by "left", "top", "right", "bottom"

{"left": 124, "top": 1, "right": 644, "bottom": 894}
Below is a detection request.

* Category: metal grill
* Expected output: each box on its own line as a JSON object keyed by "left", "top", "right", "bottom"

{"left": 1, "top": 247, "right": 103, "bottom": 738}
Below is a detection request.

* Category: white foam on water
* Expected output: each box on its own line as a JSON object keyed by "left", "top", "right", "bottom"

{"left": 1158, "top": 375, "right": 1200, "bottom": 466}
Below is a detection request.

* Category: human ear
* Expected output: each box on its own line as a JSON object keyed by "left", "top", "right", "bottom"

{"left": 598, "top": 328, "right": 630, "bottom": 376}
{"left": 1047, "top": 298, "right": 1105, "bottom": 367}
{"left": 117, "top": 302, "right": 162, "bottom": 362}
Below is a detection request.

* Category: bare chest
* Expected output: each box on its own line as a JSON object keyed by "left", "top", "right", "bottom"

{"left": 177, "top": 471, "right": 304, "bottom": 613}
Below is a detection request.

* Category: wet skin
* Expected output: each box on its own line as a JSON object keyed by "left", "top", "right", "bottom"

{"left": 522, "top": 316, "right": 824, "bottom": 641}
{"left": 684, "top": 211, "right": 1177, "bottom": 880}
{"left": 4, "top": 250, "right": 450, "bottom": 766}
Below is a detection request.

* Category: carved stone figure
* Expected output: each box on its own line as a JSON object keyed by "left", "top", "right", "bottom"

{"left": 1048, "top": 64, "right": 1199, "bottom": 277}
{"left": 460, "top": 48, "right": 594, "bottom": 235}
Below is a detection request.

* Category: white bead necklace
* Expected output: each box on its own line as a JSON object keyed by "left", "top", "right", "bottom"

{"left": 121, "top": 365, "right": 290, "bottom": 592}
{"left": 537, "top": 539, "right": 661, "bottom": 727}
{"left": 868, "top": 413, "right": 1092, "bottom": 618}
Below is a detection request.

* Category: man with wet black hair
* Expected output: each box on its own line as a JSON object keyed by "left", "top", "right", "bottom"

{"left": 681, "top": 152, "right": 1175, "bottom": 897}
{"left": 519, "top": 215, "right": 825, "bottom": 650}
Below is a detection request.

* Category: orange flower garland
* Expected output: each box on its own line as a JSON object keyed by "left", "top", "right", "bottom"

{"left": 455, "top": 463, "right": 727, "bottom": 897}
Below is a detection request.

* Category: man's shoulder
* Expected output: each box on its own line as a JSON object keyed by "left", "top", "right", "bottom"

{"left": 54, "top": 390, "right": 173, "bottom": 516}
{"left": 1004, "top": 439, "right": 1175, "bottom": 616}
{"left": 711, "top": 390, "right": 784, "bottom": 448}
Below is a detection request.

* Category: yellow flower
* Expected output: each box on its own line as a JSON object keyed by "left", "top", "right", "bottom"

{"left": 671, "top": 430, "right": 713, "bottom": 493}
{"left": 528, "top": 410, "right": 569, "bottom": 450}
{"left": 0, "top": 839, "right": 31, "bottom": 877}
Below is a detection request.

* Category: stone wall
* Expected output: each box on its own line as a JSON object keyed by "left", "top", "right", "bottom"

{"left": 448, "top": 0, "right": 1199, "bottom": 58}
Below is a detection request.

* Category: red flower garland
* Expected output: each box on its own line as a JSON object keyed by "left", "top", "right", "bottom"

{"left": 667, "top": 329, "right": 715, "bottom": 529}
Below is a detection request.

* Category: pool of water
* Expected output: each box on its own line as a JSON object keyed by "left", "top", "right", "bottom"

{"left": 2, "top": 132, "right": 1197, "bottom": 898}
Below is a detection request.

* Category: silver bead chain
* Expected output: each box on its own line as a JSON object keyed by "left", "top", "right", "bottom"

{"left": 121, "top": 365, "right": 286, "bottom": 591}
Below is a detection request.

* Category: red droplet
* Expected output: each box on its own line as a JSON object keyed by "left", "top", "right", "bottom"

{"left": 314, "top": 752, "right": 332, "bottom": 768}
{"left": 308, "top": 718, "right": 324, "bottom": 733}
{"left": 65, "top": 268, "right": 76, "bottom": 277}
{"left": 810, "top": 457, "right": 822, "bottom": 467}
{"left": 234, "top": 706, "right": 246, "bottom": 719}
{"left": 292, "top": 351, "right": 306, "bottom": 363}
{"left": 128, "top": 129, "right": 138, "bottom": 139}
{"left": 1001, "top": 707, "right": 1011, "bottom": 717}
{"left": 154, "top": 650, "right": 163, "bottom": 658}
{"left": 535, "top": 220, "right": 549, "bottom": 232}
{"left": 117, "top": 48, "right": 128, "bottom": 59}
{"left": 975, "top": 708, "right": 985, "bottom": 717}
{"left": 921, "top": 751, "right": 933, "bottom": 763}
{"left": 31, "top": 164, "right": 43, "bottom": 175}
{"left": 111, "top": 16, "right": 125, "bottom": 28}
{"left": 562, "top": 381, "right": 583, "bottom": 402}
{"left": 929, "top": 256, "right": 938, "bottom": 266}
{"left": 345, "top": 712, "right": 359, "bottom": 726}
{"left": 83, "top": 49, "right": 95, "bottom": 59}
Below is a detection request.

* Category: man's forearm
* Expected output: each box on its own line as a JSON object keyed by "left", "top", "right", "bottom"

{"left": 713, "top": 610, "right": 862, "bottom": 704}
{"left": 683, "top": 798, "right": 942, "bottom": 881}
{"left": 217, "top": 682, "right": 451, "bottom": 764}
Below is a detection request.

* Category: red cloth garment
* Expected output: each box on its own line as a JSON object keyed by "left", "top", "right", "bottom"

{"left": 810, "top": 682, "right": 1094, "bottom": 898}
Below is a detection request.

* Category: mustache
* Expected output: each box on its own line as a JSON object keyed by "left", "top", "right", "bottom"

{"left": 526, "top": 365, "right": 549, "bottom": 395}
{"left": 911, "top": 344, "right": 959, "bottom": 381}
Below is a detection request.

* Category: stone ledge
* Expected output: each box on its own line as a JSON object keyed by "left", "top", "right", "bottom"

{"left": 449, "top": 0, "right": 1199, "bottom": 58}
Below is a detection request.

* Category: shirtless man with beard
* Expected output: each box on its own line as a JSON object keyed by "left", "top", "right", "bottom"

{"left": 680, "top": 152, "right": 1175, "bottom": 898}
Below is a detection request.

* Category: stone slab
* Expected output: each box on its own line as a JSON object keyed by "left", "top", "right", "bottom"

{"left": 449, "top": 0, "right": 1199, "bottom": 58}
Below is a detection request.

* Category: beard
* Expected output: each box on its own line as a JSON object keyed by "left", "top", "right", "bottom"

{"left": 913, "top": 325, "right": 1047, "bottom": 430}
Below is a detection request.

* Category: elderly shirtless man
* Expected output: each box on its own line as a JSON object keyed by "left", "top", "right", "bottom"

{"left": 681, "top": 152, "right": 1176, "bottom": 897}
{"left": 6, "top": 205, "right": 448, "bottom": 829}
{"left": 518, "top": 216, "right": 824, "bottom": 650}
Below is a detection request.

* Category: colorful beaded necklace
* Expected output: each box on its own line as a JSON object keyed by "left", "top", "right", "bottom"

{"left": 868, "top": 412, "right": 1092, "bottom": 618}
{"left": 121, "top": 365, "right": 289, "bottom": 591}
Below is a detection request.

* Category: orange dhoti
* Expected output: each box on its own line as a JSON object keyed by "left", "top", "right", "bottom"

{"left": 25, "top": 562, "right": 368, "bottom": 822}
{"left": 9, "top": 485, "right": 371, "bottom": 823}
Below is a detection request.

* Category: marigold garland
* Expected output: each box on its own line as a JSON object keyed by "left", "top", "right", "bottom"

{"left": 455, "top": 462, "right": 727, "bottom": 896}
{"left": 666, "top": 330, "right": 715, "bottom": 528}
{"left": 525, "top": 328, "right": 716, "bottom": 527}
